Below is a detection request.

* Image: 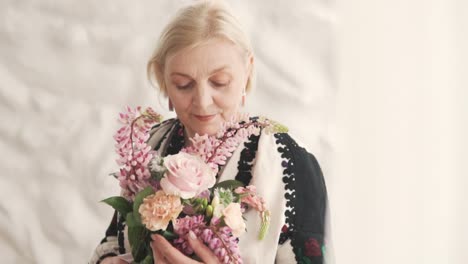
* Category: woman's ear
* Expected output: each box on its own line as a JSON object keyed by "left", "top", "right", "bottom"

{"left": 245, "top": 53, "right": 254, "bottom": 93}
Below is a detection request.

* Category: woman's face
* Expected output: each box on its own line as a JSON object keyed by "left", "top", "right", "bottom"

{"left": 164, "top": 38, "right": 252, "bottom": 138}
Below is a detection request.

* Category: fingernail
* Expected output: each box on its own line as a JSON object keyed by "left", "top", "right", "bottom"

{"left": 188, "top": 230, "right": 197, "bottom": 240}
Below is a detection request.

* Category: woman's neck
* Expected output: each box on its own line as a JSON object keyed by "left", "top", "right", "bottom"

{"left": 183, "top": 128, "right": 192, "bottom": 147}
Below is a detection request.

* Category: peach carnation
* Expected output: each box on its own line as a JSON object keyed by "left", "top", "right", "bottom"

{"left": 138, "top": 190, "right": 183, "bottom": 231}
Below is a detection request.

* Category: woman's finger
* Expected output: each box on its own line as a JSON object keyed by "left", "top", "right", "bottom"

{"left": 151, "top": 238, "right": 168, "bottom": 264}
{"left": 186, "top": 231, "right": 220, "bottom": 264}
{"left": 100, "top": 256, "right": 128, "bottom": 264}
{"left": 151, "top": 234, "right": 200, "bottom": 264}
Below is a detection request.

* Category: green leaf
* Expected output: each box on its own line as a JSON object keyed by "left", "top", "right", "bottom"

{"left": 213, "top": 180, "right": 244, "bottom": 191}
{"left": 127, "top": 212, "right": 149, "bottom": 262}
{"left": 150, "top": 170, "right": 165, "bottom": 181}
{"left": 161, "top": 230, "right": 178, "bottom": 240}
{"left": 296, "top": 247, "right": 303, "bottom": 257}
{"left": 302, "top": 256, "right": 313, "bottom": 264}
{"left": 129, "top": 227, "right": 148, "bottom": 262}
{"left": 139, "top": 254, "right": 153, "bottom": 264}
{"left": 133, "top": 186, "right": 155, "bottom": 223}
{"left": 108, "top": 172, "right": 118, "bottom": 179}
{"left": 101, "top": 196, "right": 133, "bottom": 217}
{"left": 126, "top": 212, "right": 143, "bottom": 228}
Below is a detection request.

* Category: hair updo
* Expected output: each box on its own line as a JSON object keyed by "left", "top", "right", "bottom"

{"left": 147, "top": 0, "right": 255, "bottom": 96}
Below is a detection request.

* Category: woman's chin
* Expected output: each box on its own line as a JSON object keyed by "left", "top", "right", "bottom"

{"left": 186, "top": 115, "right": 223, "bottom": 136}
{"left": 194, "top": 126, "right": 219, "bottom": 136}
{"left": 189, "top": 122, "right": 222, "bottom": 137}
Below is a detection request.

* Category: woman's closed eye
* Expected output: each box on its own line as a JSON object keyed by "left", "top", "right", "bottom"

{"left": 210, "top": 80, "right": 230, "bottom": 88}
{"left": 176, "top": 81, "right": 195, "bottom": 90}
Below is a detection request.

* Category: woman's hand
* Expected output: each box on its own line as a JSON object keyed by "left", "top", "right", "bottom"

{"left": 100, "top": 256, "right": 128, "bottom": 264}
{"left": 151, "top": 231, "right": 220, "bottom": 264}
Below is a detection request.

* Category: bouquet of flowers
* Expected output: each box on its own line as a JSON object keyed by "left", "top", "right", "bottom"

{"left": 102, "top": 106, "right": 288, "bottom": 264}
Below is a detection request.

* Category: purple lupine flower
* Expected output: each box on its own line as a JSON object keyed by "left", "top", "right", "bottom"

{"left": 114, "top": 106, "right": 161, "bottom": 199}
{"left": 172, "top": 215, "right": 243, "bottom": 263}
{"left": 173, "top": 215, "right": 206, "bottom": 255}
{"left": 200, "top": 226, "right": 243, "bottom": 264}
{"left": 182, "top": 114, "right": 261, "bottom": 174}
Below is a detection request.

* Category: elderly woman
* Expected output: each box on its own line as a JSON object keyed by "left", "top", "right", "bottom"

{"left": 90, "top": 1, "right": 329, "bottom": 263}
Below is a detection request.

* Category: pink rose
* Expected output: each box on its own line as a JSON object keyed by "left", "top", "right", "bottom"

{"left": 222, "top": 203, "right": 246, "bottom": 237}
{"left": 160, "top": 152, "right": 216, "bottom": 199}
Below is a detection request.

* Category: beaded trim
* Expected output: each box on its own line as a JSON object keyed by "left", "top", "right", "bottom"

{"left": 234, "top": 116, "right": 261, "bottom": 186}
{"left": 276, "top": 133, "right": 327, "bottom": 263}
{"left": 274, "top": 133, "right": 300, "bottom": 261}
{"left": 235, "top": 131, "right": 261, "bottom": 186}
{"left": 117, "top": 214, "right": 126, "bottom": 254}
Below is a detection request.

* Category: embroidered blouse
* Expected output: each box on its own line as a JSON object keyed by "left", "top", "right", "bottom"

{"left": 89, "top": 118, "right": 329, "bottom": 264}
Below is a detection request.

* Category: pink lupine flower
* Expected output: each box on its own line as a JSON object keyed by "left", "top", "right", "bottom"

{"left": 201, "top": 226, "right": 243, "bottom": 264}
{"left": 173, "top": 215, "right": 242, "bottom": 264}
{"left": 114, "top": 106, "right": 162, "bottom": 199}
{"left": 183, "top": 115, "right": 261, "bottom": 173}
{"left": 173, "top": 215, "right": 207, "bottom": 255}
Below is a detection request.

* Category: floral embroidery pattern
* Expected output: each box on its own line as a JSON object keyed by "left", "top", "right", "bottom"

{"left": 304, "top": 238, "right": 322, "bottom": 257}
{"left": 279, "top": 224, "right": 290, "bottom": 245}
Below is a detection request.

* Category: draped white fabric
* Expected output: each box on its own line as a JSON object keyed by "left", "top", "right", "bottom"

{"left": 0, "top": 1, "right": 334, "bottom": 263}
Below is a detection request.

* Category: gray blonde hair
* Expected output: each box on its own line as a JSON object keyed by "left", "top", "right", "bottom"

{"left": 147, "top": 0, "right": 255, "bottom": 96}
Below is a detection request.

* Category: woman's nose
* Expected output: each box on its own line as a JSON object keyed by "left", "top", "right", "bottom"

{"left": 193, "top": 83, "right": 213, "bottom": 108}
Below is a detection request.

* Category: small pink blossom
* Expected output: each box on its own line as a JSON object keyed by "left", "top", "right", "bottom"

{"left": 235, "top": 185, "right": 267, "bottom": 212}
{"left": 235, "top": 185, "right": 270, "bottom": 240}
{"left": 222, "top": 203, "right": 246, "bottom": 237}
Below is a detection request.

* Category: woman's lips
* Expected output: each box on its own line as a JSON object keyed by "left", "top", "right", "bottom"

{"left": 193, "top": 114, "right": 216, "bottom": 122}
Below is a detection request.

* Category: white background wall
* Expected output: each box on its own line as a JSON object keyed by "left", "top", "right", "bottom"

{"left": 0, "top": 0, "right": 465, "bottom": 263}
{"left": 0, "top": 1, "right": 335, "bottom": 263}
{"left": 332, "top": 0, "right": 466, "bottom": 263}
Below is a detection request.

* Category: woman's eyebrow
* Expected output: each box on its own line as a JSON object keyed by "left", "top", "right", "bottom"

{"left": 209, "top": 65, "right": 229, "bottom": 74}
{"left": 170, "top": 72, "right": 192, "bottom": 78}
{"left": 170, "top": 66, "right": 231, "bottom": 78}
